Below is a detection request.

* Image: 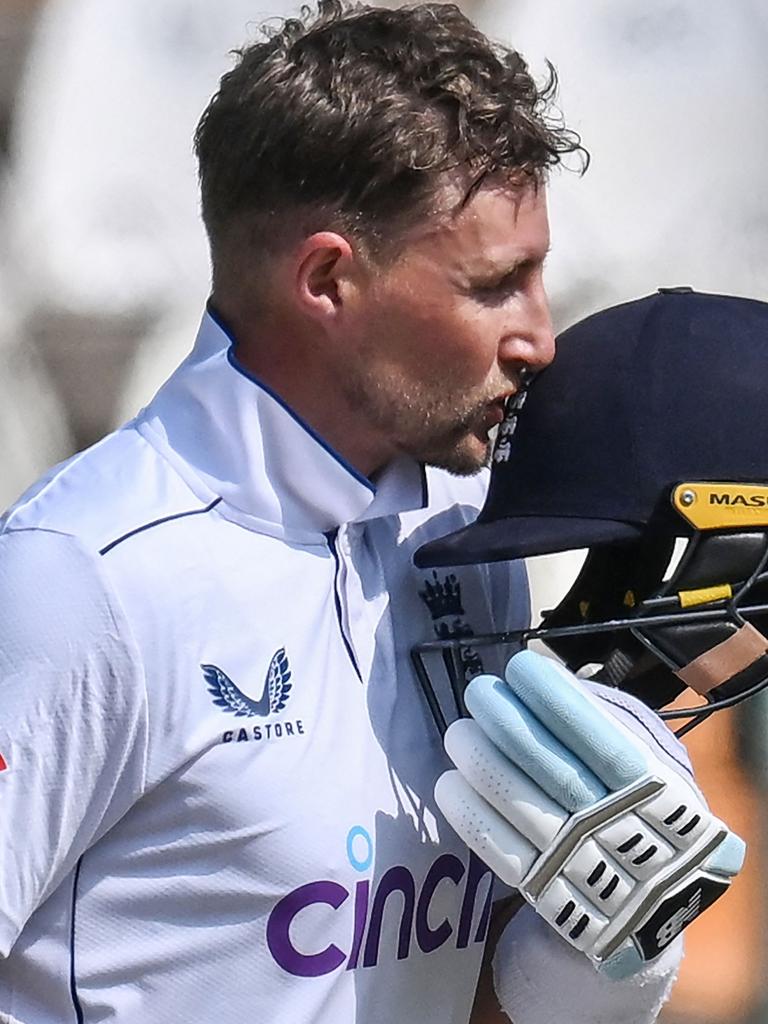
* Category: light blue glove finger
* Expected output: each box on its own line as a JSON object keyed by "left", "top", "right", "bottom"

{"left": 504, "top": 651, "right": 648, "bottom": 790}
{"left": 464, "top": 673, "right": 607, "bottom": 812}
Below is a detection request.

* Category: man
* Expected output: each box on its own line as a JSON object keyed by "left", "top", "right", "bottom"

{"left": 0, "top": 4, "right": 688, "bottom": 1022}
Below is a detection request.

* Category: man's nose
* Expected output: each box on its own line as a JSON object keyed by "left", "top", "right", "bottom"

{"left": 526, "top": 305, "right": 555, "bottom": 372}
{"left": 499, "top": 283, "right": 555, "bottom": 373}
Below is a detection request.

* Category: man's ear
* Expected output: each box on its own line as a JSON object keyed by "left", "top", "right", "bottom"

{"left": 293, "top": 231, "right": 359, "bottom": 324}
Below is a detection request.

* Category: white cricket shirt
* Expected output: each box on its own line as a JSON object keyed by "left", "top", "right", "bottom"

{"left": 0, "top": 310, "right": 529, "bottom": 1024}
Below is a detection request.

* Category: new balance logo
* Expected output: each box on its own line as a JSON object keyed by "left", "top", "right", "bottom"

{"left": 655, "top": 888, "right": 702, "bottom": 948}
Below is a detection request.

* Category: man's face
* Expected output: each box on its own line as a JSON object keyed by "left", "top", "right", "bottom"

{"left": 341, "top": 181, "right": 554, "bottom": 475}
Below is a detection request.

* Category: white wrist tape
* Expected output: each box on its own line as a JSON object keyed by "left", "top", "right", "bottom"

{"left": 492, "top": 903, "right": 682, "bottom": 1024}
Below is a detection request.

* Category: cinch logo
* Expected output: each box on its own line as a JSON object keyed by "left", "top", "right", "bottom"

{"left": 709, "top": 493, "right": 768, "bottom": 507}
{"left": 266, "top": 826, "right": 493, "bottom": 977}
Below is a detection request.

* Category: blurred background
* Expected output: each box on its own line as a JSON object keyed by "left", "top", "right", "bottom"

{"left": 0, "top": 1, "right": 766, "bottom": 1020}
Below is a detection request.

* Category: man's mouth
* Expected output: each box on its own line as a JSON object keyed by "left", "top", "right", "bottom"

{"left": 486, "top": 399, "right": 507, "bottom": 426}
{"left": 488, "top": 389, "right": 519, "bottom": 423}
{"left": 473, "top": 397, "right": 509, "bottom": 440}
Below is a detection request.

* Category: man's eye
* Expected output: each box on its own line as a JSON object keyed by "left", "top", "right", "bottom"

{"left": 473, "top": 274, "right": 519, "bottom": 300}
{"left": 472, "top": 258, "right": 544, "bottom": 302}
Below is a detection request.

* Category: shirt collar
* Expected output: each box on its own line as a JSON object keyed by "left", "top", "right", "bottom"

{"left": 137, "top": 309, "right": 429, "bottom": 535}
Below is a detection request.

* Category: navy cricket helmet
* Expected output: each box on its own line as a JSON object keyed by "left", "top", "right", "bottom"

{"left": 413, "top": 287, "right": 768, "bottom": 735}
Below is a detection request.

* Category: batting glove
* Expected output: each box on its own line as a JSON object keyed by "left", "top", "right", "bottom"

{"left": 436, "top": 650, "right": 746, "bottom": 979}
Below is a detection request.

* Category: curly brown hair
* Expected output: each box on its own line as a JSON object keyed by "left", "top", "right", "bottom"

{"left": 194, "top": 1, "right": 585, "bottom": 269}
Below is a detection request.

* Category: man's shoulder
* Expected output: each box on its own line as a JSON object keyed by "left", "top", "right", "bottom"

{"left": 1, "top": 422, "right": 206, "bottom": 556}
{"left": 0, "top": 424, "right": 223, "bottom": 664}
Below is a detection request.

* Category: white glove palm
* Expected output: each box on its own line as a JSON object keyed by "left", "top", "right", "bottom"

{"left": 436, "top": 650, "right": 745, "bottom": 978}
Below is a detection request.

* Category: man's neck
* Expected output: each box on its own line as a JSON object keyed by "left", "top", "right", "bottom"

{"left": 213, "top": 302, "right": 395, "bottom": 479}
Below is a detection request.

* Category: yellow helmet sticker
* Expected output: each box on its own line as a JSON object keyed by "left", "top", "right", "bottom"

{"left": 673, "top": 482, "right": 768, "bottom": 529}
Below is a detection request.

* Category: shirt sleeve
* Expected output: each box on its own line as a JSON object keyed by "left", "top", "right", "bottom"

{"left": 0, "top": 527, "right": 148, "bottom": 955}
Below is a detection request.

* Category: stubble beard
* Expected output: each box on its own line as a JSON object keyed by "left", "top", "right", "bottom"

{"left": 340, "top": 368, "right": 495, "bottom": 476}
